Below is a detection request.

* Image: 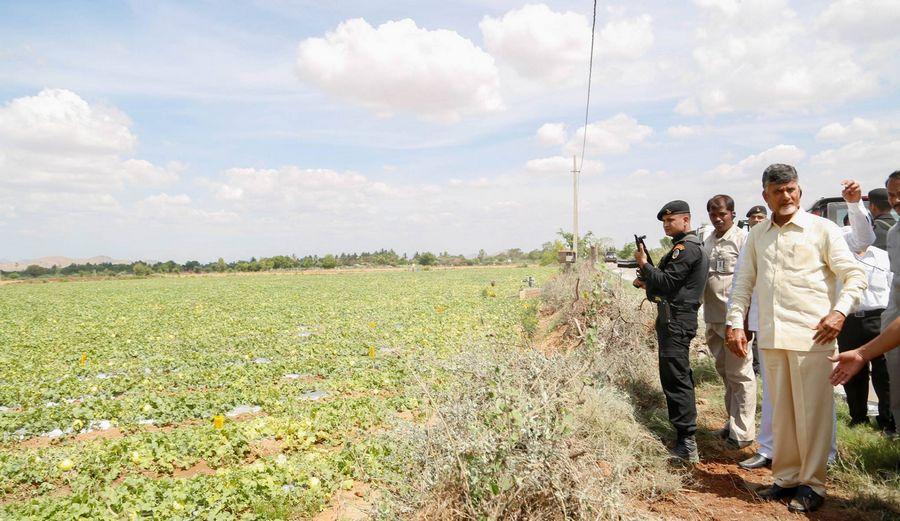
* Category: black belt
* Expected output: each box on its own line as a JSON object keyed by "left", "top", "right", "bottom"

{"left": 850, "top": 308, "right": 883, "bottom": 319}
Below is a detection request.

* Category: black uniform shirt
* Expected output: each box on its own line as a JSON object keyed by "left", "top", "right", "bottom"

{"left": 641, "top": 231, "right": 709, "bottom": 308}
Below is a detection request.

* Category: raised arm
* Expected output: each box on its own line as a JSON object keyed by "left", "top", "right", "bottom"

{"left": 843, "top": 199, "right": 875, "bottom": 253}
{"left": 825, "top": 223, "right": 867, "bottom": 317}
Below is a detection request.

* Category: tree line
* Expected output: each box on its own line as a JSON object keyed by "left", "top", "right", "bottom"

{"left": 1, "top": 231, "right": 662, "bottom": 280}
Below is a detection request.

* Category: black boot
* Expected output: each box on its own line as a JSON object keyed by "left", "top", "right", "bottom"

{"left": 669, "top": 435, "right": 699, "bottom": 463}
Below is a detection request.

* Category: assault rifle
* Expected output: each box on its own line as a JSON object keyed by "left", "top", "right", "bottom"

{"left": 634, "top": 234, "right": 653, "bottom": 280}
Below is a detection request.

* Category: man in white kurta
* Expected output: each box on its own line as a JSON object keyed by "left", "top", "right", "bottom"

{"left": 726, "top": 164, "right": 866, "bottom": 513}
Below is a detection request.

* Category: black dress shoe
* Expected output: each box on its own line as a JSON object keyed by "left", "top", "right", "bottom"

{"left": 756, "top": 484, "right": 797, "bottom": 501}
{"left": 788, "top": 485, "right": 824, "bottom": 513}
{"left": 739, "top": 453, "right": 772, "bottom": 470}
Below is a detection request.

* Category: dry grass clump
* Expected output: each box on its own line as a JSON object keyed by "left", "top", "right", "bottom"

{"left": 371, "top": 266, "right": 680, "bottom": 520}
{"left": 541, "top": 263, "right": 661, "bottom": 395}
{"left": 375, "top": 348, "right": 677, "bottom": 520}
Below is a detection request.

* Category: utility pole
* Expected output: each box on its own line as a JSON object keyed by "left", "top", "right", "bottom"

{"left": 571, "top": 155, "right": 579, "bottom": 261}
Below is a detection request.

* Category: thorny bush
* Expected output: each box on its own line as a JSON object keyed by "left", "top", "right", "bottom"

{"left": 372, "top": 264, "right": 679, "bottom": 520}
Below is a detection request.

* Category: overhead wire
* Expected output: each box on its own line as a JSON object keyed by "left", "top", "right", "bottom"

{"left": 578, "top": 0, "right": 598, "bottom": 173}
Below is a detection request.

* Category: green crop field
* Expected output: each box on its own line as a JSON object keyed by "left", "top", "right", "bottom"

{"left": 0, "top": 267, "right": 554, "bottom": 520}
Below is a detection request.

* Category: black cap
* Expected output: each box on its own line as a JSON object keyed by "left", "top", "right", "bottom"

{"left": 657, "top": 200, "right": 690, "bottom": 221}
{"left": 746, "top": 205, "right": 767, "bottom": 218}
{"left": 869, "top": 188, "right": 889, "bottom": 206}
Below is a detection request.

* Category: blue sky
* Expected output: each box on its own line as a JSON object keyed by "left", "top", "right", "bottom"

{"left": 1, "top": 0, "right": 899, "bottom": 262}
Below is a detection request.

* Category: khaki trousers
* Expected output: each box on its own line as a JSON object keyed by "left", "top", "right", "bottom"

{"left": 763, "top": 348, "right": 834, "bottom": 496}
{"left": 706, "top": 324, "right": 757, "bottom": 441}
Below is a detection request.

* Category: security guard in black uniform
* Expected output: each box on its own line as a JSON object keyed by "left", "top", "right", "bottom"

{"left": 633, "top": 200, "right": 709, "bottom": 462}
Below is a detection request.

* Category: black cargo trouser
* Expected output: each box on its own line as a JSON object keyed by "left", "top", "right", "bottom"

{"left": 655, "top": 306, "right": 698, "bottom": 438}
{"left": 837, "top": 311, "right": 894, "bottom": 430}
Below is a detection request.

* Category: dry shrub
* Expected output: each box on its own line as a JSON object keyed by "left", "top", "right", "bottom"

{"left": 375, "top": 348, "right": 677, "bottom": 520}
{"left": 541, "top": 263, "right": 661, "bottom": 397}
{"left": 371, "top": 266, "right": 681, "bottom": 519}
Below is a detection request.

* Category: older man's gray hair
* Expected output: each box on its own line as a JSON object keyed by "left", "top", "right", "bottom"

{"left": 762, "top": 164, "right": 798, "bottom": 188}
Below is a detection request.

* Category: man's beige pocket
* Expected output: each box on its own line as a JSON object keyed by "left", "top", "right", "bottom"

{"left": 793, "top": 244, "right": 817, "bottom": 266}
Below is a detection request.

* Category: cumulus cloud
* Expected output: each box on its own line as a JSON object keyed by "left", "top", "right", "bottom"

{"left": 815, "top": 117, "right": 882, "bottom": 142}
{"left": 564, "top": 113, "right": 652, "bottom": 156}
{"left": 811, "top": 137, "right": 900, "bottom": 183}
{"left": 296, "top": 18, "right": 502, "bottom": 122}
{"left": 481, "top": 4, "right": 654, "bottom": 84}
{"left": 0, "top": 90, "right": 180, "bottom": 190}
{"left": 0, "top": 88, "right": 136, "bottom": 153}
{"left": 536, "top": 123, "right": 567, "bottom": 146}
{"left": 0, "top": 89, "right": 180, "bottom": 221}
{"left": 597, "top": 14, "right": 654, "bottom": 60}
{"left": 137, "top": 193, "right": 238, "bottom": 225}
{"left": 707, "top": 144, "right": 806, "bottom": 182}
{"left": 816, "top": 0, "right": 900, "bottom": 43}
{"left": 525, "top": 156, "right": 603, "bottom": 176}
{"left": 676, "top": 0, "right": 877, "bottom": 115}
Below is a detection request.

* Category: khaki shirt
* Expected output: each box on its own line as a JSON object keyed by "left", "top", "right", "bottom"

{"left": 727, "top": 209, "right": 866, "bottom": 352}
{"left": 703, "top": 224, "right": 747, "bottom": 324}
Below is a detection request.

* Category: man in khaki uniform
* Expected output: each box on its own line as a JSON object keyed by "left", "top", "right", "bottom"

{"left": 702, "top": 195, "right": 756, "bottom": 449}
{"left": 726, "top": 164, "right": 866, "bottom": 513}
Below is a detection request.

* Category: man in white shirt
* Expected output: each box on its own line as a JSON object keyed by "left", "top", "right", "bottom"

{"left": 726, "top": 164, "right": 866, "bottom": 513}
{"left": 735, "top": 182, "right": 869, "bottom": 471}
{"left": 837, "top": 183, "right": 894, "bottom": 433}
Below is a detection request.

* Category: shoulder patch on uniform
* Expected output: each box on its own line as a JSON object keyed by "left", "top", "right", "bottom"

{"left": 674, "top": 244, "right": 686, "bottom": 251}
{"left": 672, "top": 248, "right": 681, "bottom": 259}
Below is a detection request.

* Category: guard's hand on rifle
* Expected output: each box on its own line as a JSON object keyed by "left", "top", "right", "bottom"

{"left": 634, "top": 243, "right": 648, "bottom": 267}
{"left": 726, "top": 326, "right": 748, "bottom": 358}
{"left": 632, "top": 278, "right": 645, "bottom": 289}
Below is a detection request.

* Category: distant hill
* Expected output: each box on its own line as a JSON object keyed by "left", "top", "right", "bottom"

{"left": 0, "top": 255, "right": 131, "bottom": 271}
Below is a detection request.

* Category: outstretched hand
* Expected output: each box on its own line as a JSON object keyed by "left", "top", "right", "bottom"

{"left": 829, "top": 350, "right": 866, "bottom": 385}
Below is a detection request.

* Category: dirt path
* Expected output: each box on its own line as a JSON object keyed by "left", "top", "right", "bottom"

{"left": 641, "top": 385, "right": 888, "bottom": 521}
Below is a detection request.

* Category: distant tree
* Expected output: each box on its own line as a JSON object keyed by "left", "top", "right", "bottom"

{"left": 184, "top": 260, "right": 201, "bottom": 273}
{"left": 539, "top": 240, "right": 565, "bottom": 266}
{"left": 214, "top": 258, "right": 227, "bottom": 272}
{"left": 24, "top": 265, "right": 48, "bottom": 278}
{"left": 320, "top": 254, "right": 337, "bottom": 269}
{"left": 416, "top": 252, "right": 437, "bottom": 266}
{"left": 617, "top": 242, "right": 637, "bottom": 259}
{"left": 132, "top": 262, "right": 152, "bottom": 277}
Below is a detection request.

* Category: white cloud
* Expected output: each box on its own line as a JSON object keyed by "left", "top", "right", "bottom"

{"left": 480, "top": 4, "right": 590, "bottom": 84}
{"left": 296, "top": 18, "right": 502, "bottom": 123}
{"left": 0, "top": 89, "right": 179, "bottom": 190}
{"left": 481, "top": 4, "right": 654, "bottom": 84}
{"left": 707, "top": 144, "right": 806, "bottom": 182}
{"left": 816, "top": 0, "right": 900, "bottom": 43}
{"left": 677, "top": 0, "right": 878, "bottom": 115}
{"left": 0, "top": 89, "right": 179, "bottom": 220}
{"left": 564, "top": 113, "right": 652, "bottom": 156}
{"left": 536, "top": 123, "right": 567, "bottom": 146}
{"left": 597, "top": 14, "right": 654, "bottom": 60}
{"left": 666, "top": 125, "right": 700, "bottom": 138}
{"left": 525, "top": 156, "right": 603, "bottom": 176}
{"left": 0, "top": 88, "right": 136, "bottom": 153}
{"left": 815, "top": 117, "right": 882, "bottom": 142}
{"left": 137, "top": 193, "right": 238, "bottom": 224}
{"left": 811, "top": 139, "right": 900, "bottom": 182}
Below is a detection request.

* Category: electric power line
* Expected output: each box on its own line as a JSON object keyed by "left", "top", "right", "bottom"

{"left": 578, "top": 0, "right": 598, "bottom": 173}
